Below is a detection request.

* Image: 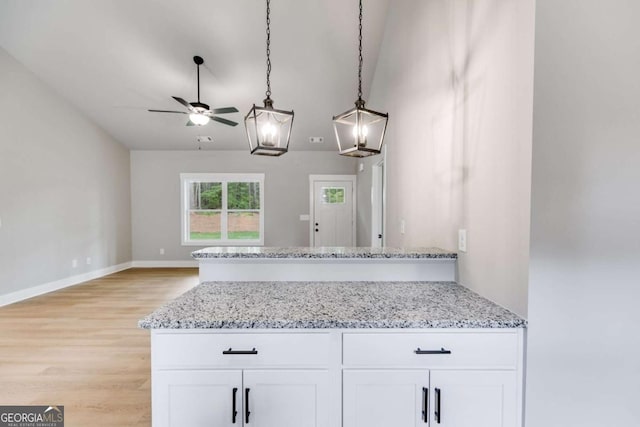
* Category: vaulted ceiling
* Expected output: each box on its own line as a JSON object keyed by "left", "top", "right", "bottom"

{"left": 0, "top": 0, "right": 390, "bottom": 151}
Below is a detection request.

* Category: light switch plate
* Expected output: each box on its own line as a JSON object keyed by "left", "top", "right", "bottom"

{"left": 458, "top": 229, "right": 467, "bottom": 252}
{"left": 299, "top": 214, "right": 310, "bottom": 221}
{"left": 400, "top": 219, "right": 406, "bottom": 234}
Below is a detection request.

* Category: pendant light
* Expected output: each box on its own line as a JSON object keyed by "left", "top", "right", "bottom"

{"left": 333, "top": 0, "right": 388, "bottom": 157}
{"left": 245, "top": 0, "right": 294, "bottom": 156}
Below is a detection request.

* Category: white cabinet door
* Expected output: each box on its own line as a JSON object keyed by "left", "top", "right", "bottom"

{"left": 343, "top": 370, "right": 429, "bottom": 427}
{"left": 242, "top": 370, "right": 330, "bottom": 427}
{"left": 429, "top": 370, "right": 518, "bottom": 427}
{"left": 154, "top": 370, "right": 242, "bottom": 427}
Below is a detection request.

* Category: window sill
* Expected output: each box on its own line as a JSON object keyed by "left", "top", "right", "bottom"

{"left": 182, "top": 241, "right": 264, "bottom": 247}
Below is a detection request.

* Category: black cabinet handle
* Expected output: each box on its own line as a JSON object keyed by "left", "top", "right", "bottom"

{"left": 435, "top": 388, "right": 441, "bottom": 424}
{"left": 414, "top": 347, "right": 452, "bottom": 355}
{"left": 232, "top": 387, "right": 238, "bottom": 423}
{"left": 245, "top": 388, "right": 251, "bottom": 424}
{"left": 222, "top": 348, "right": 258, "bottom": 355}
{"left": 422, "top": 387, "right": 429, "bottom": 423}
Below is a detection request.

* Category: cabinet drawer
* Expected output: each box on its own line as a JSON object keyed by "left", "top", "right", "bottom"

{"left": 343, "top": 332, "right": 519, "bottom": 368}
{"left": 153, "top": 332, "right": 331, "bottom": 368}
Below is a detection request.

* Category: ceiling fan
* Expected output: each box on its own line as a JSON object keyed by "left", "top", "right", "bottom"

{"left": 148, "top": 56, "right": 238, "bottom": 127}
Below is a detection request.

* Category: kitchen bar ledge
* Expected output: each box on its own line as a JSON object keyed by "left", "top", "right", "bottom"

{"left": 192, "top": 246, "right": 458, "bottom": 282}
{"left": 191, "top": 246, "right": 457, "bottom": 259}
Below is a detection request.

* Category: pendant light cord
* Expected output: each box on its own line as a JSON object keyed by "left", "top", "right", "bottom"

{"left": 357, "top": 0, "right": 363, "bottom": 102}
{"left": 265, "top": 0, "right": 272, "bottom": 100}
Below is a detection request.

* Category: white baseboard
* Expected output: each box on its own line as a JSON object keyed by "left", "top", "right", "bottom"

{"left": 131, "top": 260, "right": 198, "bottom": 268}
{"left": 0, "top": 261, "right": 133, "bottom": 307}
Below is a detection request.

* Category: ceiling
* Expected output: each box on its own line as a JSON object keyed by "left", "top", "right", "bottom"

{"left": 0, "top": 0, "right": 390, "bottom": 151}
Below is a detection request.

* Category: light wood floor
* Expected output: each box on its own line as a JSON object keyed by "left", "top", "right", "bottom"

{"left": 0, "top": 268, "right": 199, "bottom": 427}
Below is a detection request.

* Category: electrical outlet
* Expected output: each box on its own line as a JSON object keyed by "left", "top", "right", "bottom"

{"left": 458, "top": 229, "right": 467, "bottom": 252}
{"left": 86, "top": 257, "right": 92, "bottom": 265}
{"left": 400, "top": 219, "right": 406, "bottom": 235}
{"left": 72, "top": 259, "right": 78, "bottom": 268}
{"left": 159, "top": 248, "right": 165, "bottom": 255}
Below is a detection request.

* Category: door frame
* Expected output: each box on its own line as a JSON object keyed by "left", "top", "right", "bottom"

{"left": 371, "top": 151, "right": 387, "bottom": 248}
{"left": 309, "top": 174, "right": 357, "bottom": 247}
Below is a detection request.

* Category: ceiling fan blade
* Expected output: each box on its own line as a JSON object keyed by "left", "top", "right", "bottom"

{"left": 210, "top": 107, "right": 239, "bottom": 114}
{"left": 186, "top": 120, "right": 195, "bottom": 126}
{"left": 172, "top": 96, "right": 194, "bottom": 111}
{"left": 148, "top": 109, "right": 187, "bottom": 114}
{"left": 211, "top": 116, "right": 239, "bottom": 127}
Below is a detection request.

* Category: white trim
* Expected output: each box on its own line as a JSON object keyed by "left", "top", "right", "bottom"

{"left": 0, "top": 262, "right": 132, "bottom": 307}
{"left": 371, "top": 158, "right": 384, "bottom": 247}
{"left": 131, "top": 260, "right": 199, "bottom": 268}
{"left": 308, "top": 174, "right": 357, "bottom": 246}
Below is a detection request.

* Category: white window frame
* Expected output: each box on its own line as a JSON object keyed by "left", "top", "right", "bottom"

{"left": 181, "top": 173, "right": 265, "bottom": 246}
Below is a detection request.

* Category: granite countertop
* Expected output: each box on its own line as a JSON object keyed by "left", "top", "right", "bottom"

{"left": 191, "top": 246, "right": 457, "bottom": 259}
{"left": 139, "top": 281, "right": 525, "bottom": 329}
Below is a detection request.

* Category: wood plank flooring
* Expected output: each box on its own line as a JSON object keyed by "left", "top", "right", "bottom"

{"left": 0, "top": 268, "right": 199, "bottom": 427}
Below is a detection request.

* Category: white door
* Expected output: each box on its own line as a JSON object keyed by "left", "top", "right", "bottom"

{"left": 343, "top": 370, "right": 429, "bottom": 427}
{"left": 242, "top": 370, "right": 330, "bottom": 427}
{"left": 429, "top": 370, "right": 518, "bottom": 427}
{"left": 312, "top": 177, "right": 355, "bottom": 247}
{"left": 154, "top": 370, "right": 242, "bottom": 427}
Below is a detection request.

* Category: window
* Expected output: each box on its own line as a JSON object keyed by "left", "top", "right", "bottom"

{"left": 181, "top": 173, "right": 264, "bottom": 246}
{"left": 321, "top": 187, "right": 345, "bottom": 204}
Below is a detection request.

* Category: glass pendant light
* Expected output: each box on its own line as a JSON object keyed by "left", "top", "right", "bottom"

{"left": 333, "top": 0, "right": 388, "bottom": 157}
{"left": 245, "top": 0, "right": 294, "bottom": 156}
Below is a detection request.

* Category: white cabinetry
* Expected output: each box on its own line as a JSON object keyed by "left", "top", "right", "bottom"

{"left": 154, "top": 370, "right": 241, "bottom": 427}
{"left": 343, "top": 370, "right": 428, "bottom": 427}
{"left": 151, "top": 329, "right": 524, "bottom": 427}
{"left": 152, "top": 331, "right": 334, "bottom": 427}
{"left": 429, "top": 370, "right": 517, "bottom": 427}
{"left": 342, "top": 331, "right": 523, "bottom": 427}
{"left": 243, "top": 370, "right": 329, "bottom": 427}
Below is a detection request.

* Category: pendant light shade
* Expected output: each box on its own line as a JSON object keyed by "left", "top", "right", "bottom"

{"left": 333, "top": 100, "right": 388, "bottom": 157}
{"left": 245, "top": 0, "right": 294, "bottom": 157}
{"left": 245, "top": 98, "right": 294, "bottom": 156}
{"left": 333, "top": 0, "right": 388, "bottom": 158}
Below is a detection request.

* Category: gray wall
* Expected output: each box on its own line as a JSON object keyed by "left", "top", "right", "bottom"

{"left": 526, "top": 1, "right": 640, "bottom": 426}
{"left": 360, "top": 0, "right": 534, "bottom": 316}
{"left": 0, "top": 47, "right": 132, "bottom": 297}
{"left": 131, "top": 150, "right": 355, "bottom": 260}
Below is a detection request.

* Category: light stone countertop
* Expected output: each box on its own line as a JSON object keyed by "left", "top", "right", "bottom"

{"left": 139, "top": 281, "right": 525, "bottom": 329}
{"left": 191, "top": 246, "right": 457, "bottom": 259}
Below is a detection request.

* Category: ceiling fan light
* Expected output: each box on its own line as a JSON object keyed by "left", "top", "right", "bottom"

{"left": 189, "top": 113, "right": 210, "bottom": 126}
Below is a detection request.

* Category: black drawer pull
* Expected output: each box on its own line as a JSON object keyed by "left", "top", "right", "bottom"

{"left": 232, "top": 387, "right": 238, "bottom": 423}
{"left": 422, "top": 387, "right": 429, "bottom": 423}
{"left": 435, "top": 388, "right": 441, "bottom": 424}
{"left": 245, "top": 388, "right": 251, "bottom": 424}
{"left": 223, "top": 348, "right": 258, "bottom": 355}
{"left": 414, "top": 347, "right": 451, "bottom": 355}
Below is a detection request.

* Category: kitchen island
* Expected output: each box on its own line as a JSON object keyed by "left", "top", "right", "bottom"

{"left": 141, "top": 280, "right": 525, "bottom": 427}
